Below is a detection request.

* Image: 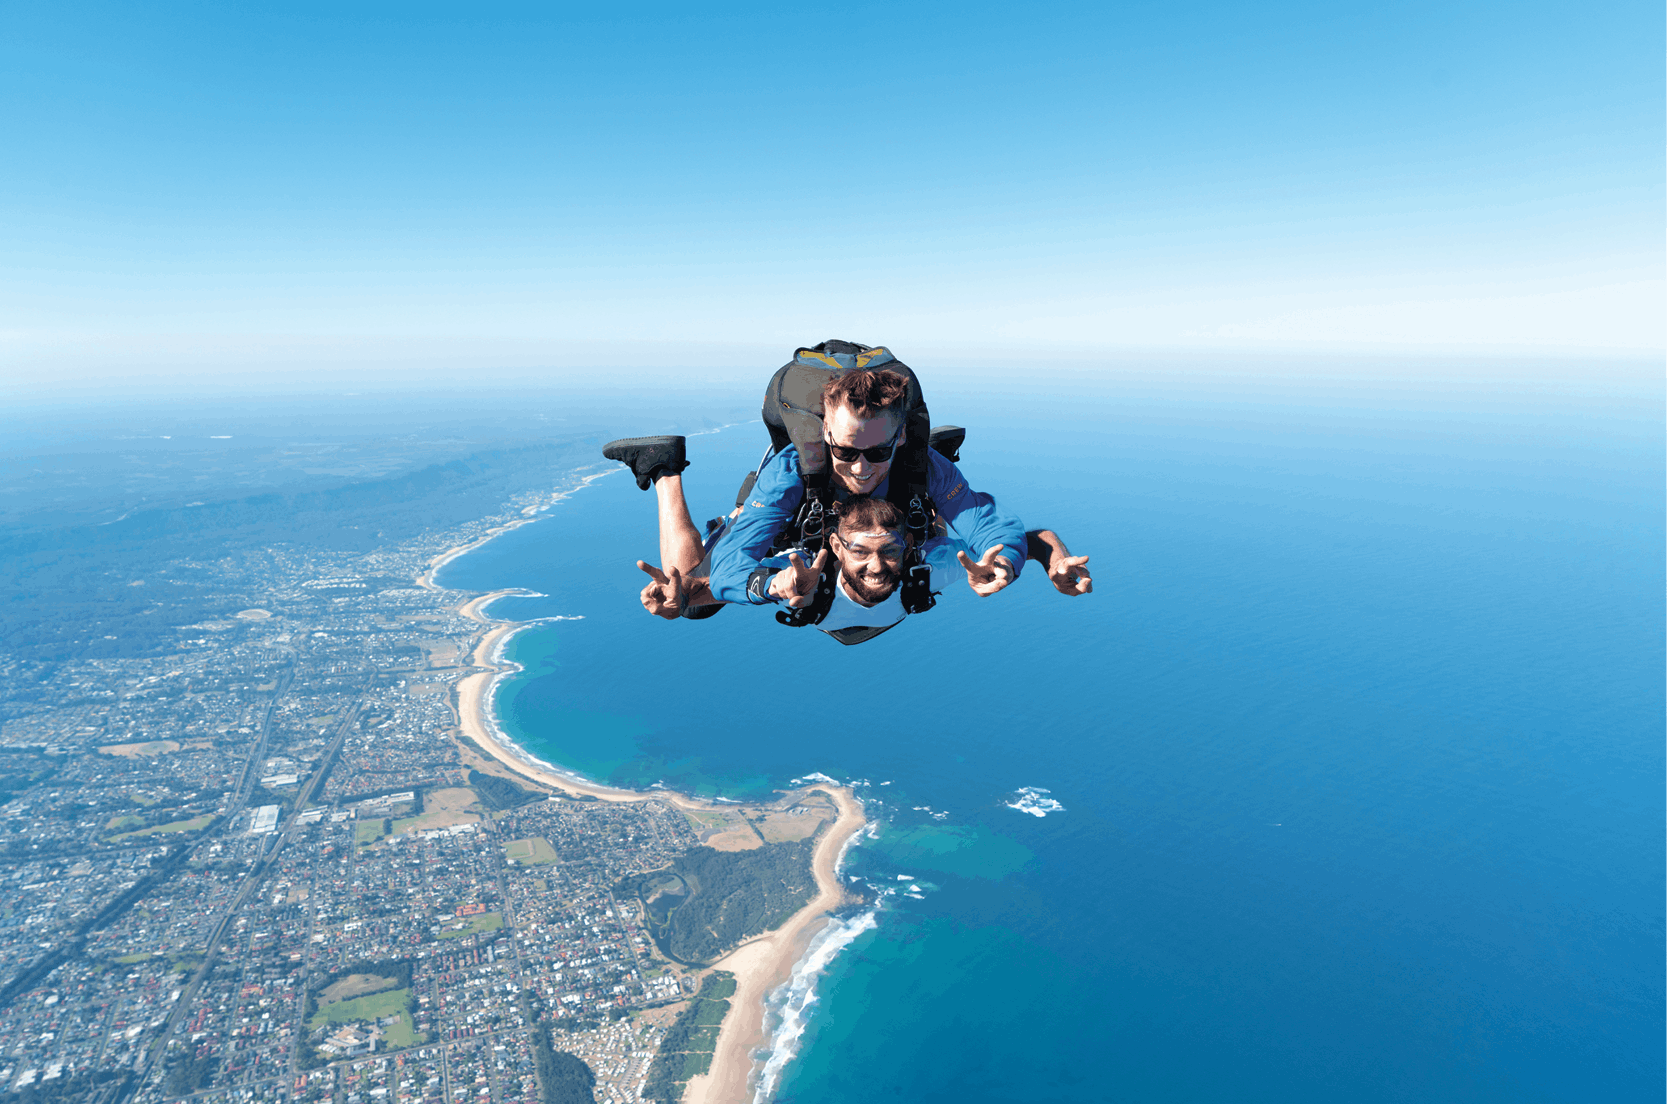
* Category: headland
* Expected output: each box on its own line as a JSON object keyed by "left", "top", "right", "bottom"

{"left": 427, "top": 534, "right": 867, "bottom": 1103}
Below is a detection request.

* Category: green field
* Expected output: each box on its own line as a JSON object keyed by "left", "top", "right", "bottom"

{"left": 437, "top": 912, "right": 504, "bottom": 939}
{"left": 109, "top": 814, "right": 215, "bottom": 841}
{"left": 113, "top": 952, "right": 154, "bottom": 965}
{"left": 504, "top": 837, "right": 559, "bottom": 865}
{"left": 309, "top": 987, "right": 412, "bottom": 1029}
{"left": 382, "top": 1011, "right": 419, "bottom": 1047}
{"left": 356, "top": 819, "right": 389, "bottom": 846}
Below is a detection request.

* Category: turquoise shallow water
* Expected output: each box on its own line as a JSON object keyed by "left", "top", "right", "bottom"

{"left": 439, "top": 364, "right": 1664, "bottom": 1102}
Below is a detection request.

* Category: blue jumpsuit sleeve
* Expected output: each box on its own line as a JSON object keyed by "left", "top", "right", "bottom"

{"left": 706, "top": 447, "right": 806, "bottom": 604}
{"left": 925, "top": 449, "right": 1028, "bottom": 576}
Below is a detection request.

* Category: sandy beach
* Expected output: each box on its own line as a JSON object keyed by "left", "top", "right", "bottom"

{"left": 424, "top": 530, "right": 867, "bottom": 1103}
{"left": 683, "top": 785, "right": 865, "bottom": 1104}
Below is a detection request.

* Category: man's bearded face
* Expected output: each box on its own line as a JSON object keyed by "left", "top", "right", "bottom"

{"left": 831, "top": 528, "right": 907, "bottom": 606}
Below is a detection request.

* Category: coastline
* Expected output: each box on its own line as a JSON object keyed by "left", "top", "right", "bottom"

{"left": 683, "top": 786, "right": 865, "bottom": 1104}
{"left": 421, "top": 516, "right": 867, "bottom": 1103}
{"left": 415, "top": 467, "right": 619, "bottom": 591}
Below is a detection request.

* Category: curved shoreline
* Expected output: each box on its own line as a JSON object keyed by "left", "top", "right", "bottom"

{"left": 420, "top": 516, "right": 867, "bottom": 1103}
{"left": 683, "top": 785, "right": 865, "bottom": 1104}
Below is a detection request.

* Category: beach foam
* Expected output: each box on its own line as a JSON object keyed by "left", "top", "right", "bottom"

{"left": 750, "top": 908, "right": 879, "bottom": 1104}
{"left": 1005, "top": 786, "right": 1065, "bottom": 817}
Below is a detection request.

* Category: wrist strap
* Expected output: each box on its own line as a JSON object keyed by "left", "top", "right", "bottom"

{"left": 747, "top": 567, "right": 782, "bottom": 604}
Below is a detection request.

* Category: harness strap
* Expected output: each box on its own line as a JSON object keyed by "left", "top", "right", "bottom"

{"left": 899, "top": 492, "right": 939, "bottom": 615}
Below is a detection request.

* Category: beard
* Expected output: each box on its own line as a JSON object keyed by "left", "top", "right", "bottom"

{"left": 840, "top": 561, "right": 902, "bottom": 606}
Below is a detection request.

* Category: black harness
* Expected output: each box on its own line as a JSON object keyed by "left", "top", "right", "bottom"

{"left": 771, "top": 486, "right": 939, "bottom": 629}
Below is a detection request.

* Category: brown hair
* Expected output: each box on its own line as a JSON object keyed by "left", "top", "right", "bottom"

{"left": 822, "top": 369, "right": 910, "bottom": 420}
{"left": 836, "top": 494, "right": 907, "bottom": 536}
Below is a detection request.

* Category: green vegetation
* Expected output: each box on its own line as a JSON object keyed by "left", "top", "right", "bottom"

{"left": 382, "top": 1011, "right": 420, "bottom": 1048}
{"left": 113, "top": 952, "right": 154, "bottom": 965}
{"left": 310, "top": 958, "right": 413, "bottom": 1000}
{"left": 437, "top": 912, "right": 503, "bottom": 939}
{"left": 356, "top": 818, "right": 390, "bottom": 846}
{"left": 469, "top": 769, "right": 545, "bottom": 811}
{"left": 309, "top": 987, "right": 412, "bottom": 1029}
{"left": 106, "top": 814, "right": 145, "bottom": 832}
{"left": 109, "top": 814, "right": 215, "bottom": 841}
{"left": 531, "top": 1026, "right": 597, "bottom": 1104}
{"left": 300, "top": 960, "right": 417, "bottom": 1066}
{"left": 642, "top": 972, "right": 735, "bottom": 1103}
{"left": 0, "top": 761, "right": 59, "bottom": 797}
{"left": 166, "top": 1052, "right": 218, "bottom": 1097}
{"left": 505, "top": 837, "right": 559, "bottom": 865}
{"left": 319, "top": 973, "right": 396, "bottom": 1004}
{"left": 616, "top": 842, "right": 816, "bottom": 964}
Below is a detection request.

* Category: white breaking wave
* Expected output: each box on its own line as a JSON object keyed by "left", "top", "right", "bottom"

{"left": 1005, "top": 786, "right": 1066, "bottom": 817}
{"left": 789, "top": 771, "right": 840, "bottom": 786}
{"left": 750, "top": 909, "right": 878, "bottom": 1103}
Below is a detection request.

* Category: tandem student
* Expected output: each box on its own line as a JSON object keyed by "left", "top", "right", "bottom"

{"left": 603, "top": 364, "right": 1092, "bottom": 636}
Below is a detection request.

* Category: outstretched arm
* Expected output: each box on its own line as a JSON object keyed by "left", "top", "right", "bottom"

{"left": 1025, "top": 529, "right": 1093, "bottom": 596}
{"left": 926, "top": 449, "right": 1028, "bottom": 580}
{"left": 706, "top": 448, "right": 807, "bottom": 604}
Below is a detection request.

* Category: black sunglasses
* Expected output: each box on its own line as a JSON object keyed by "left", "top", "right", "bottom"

{"left": 826, "top": 430, "right": 902, "bottom": 465}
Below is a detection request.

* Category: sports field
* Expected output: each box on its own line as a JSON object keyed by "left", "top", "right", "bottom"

{"left": 309, "top": 987, "right": 411, "bottom": 1029}
{"left": 437, "top": 912, "right": 503, "bottom": 939}
{"left": 109, "top": 814, "right": 215, "bottom": 841}
{"left": 504, "top": 837, "right": 558, "bottom": 865}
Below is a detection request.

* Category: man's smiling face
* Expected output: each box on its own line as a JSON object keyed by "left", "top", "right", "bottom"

{"left": 830, "top": 527, "right": 907, "bottom": 606}
{"left": 824, "top": 403, "right": 902, "bottom": 496}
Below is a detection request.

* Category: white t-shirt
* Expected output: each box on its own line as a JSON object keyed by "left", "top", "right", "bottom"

{"left": 814, "top": 565, "right": 933, "bottom": 645}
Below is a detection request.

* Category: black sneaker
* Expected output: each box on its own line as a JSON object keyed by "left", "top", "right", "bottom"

{"left": 602, "top": 435, "right": 689, "bottom": 490}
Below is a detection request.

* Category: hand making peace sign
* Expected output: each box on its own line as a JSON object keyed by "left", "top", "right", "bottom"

{"left": 636, "top": 560, "right": 686, "bottom": 620}
{"left": 1047, "top": 552, "right": 1093, "bottom": 595}
{"left": 956, "top": 544, "right": 1015, "bottom": 597}
{"left": 767, "top": 548, "right": 829, "bottom": 608}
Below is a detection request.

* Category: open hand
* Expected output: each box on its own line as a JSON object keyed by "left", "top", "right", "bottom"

{"left": 1047, "top": 552, "right": 1093, "bottom": 596}
{"left": 767, "top": 549, "right": 828, "bottom": 608}
{"left": 956, "top": 544, "right": 1015, "bottom": 597}
{"left": 637, "top": 560, "right": 685, "bottom": 619}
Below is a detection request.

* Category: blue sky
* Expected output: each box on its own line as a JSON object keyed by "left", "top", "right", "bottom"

{"left": 1, "top": 0, "right": 1661, "bottom": 389}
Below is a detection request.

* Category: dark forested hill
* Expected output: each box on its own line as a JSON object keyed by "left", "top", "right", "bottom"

{"left": 618, "top": 841, "right": 818, "bottom": 965}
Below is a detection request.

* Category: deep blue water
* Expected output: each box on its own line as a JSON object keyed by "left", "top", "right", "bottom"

{"left": 437, "top": 361, "right": 1664, "bottom": 1103}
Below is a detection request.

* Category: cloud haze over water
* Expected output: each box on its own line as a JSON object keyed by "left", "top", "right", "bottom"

{"left": 1, "top": 0, "right": 1661, "bottom": 393}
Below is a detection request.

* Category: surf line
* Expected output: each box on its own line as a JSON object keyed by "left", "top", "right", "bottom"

{"left": 748, "top": 876, "right": 879, "bottom": 1102}
{"left": 425, "top": 448, "right": 874, "bottom": 1104}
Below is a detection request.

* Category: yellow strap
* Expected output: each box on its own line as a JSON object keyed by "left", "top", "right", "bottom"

{"left": 795, "top": 350, "right": 844, "bottom": 369}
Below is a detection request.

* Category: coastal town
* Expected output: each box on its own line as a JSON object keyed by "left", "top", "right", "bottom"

{"left": 0, "top": 484, "right": 861, "bottom": 1104}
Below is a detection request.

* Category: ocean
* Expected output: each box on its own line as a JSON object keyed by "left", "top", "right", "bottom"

{"left": 436, "top": 360, "right": 1664, "bottom": 1103}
